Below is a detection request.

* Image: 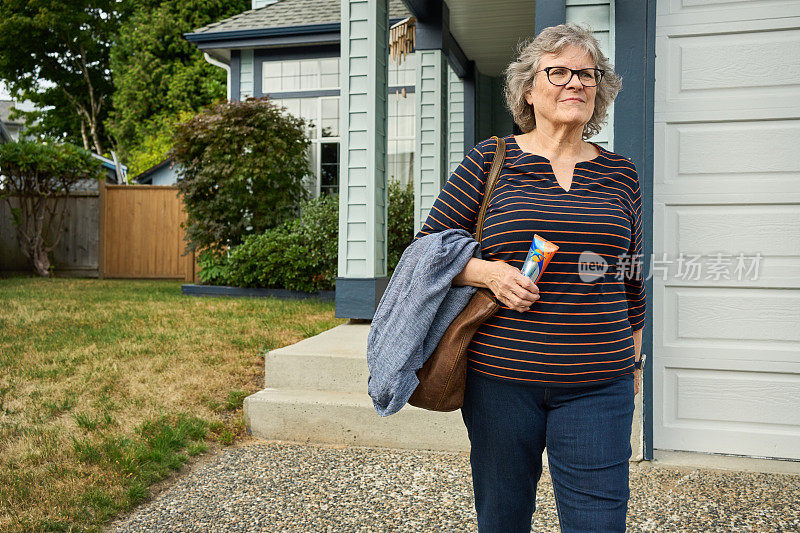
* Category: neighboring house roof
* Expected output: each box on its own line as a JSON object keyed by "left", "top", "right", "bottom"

{"left": 90, "top": 152, "right": 128, "bottom": 183}
{"left": 133, "top": 158, "right": 173, "bottom": 184}
{"left": 189, "top": 0, "right": 410, "bottom": 35}
{"left": 69, "top": 153, "right": 129, "bottom": 191}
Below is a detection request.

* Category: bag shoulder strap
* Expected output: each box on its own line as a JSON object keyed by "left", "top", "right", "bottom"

{"left": 475, "top": 135, "right": 506, "bottom": 242}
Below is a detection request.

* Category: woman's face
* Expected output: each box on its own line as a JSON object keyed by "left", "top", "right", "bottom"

{"left": 525, "top": 44, "right": 597, "bottom": 131}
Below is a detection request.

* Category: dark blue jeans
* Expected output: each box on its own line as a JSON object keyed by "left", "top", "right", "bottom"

{"left": 460, "top": 369, "right": 635, "bottom": 533}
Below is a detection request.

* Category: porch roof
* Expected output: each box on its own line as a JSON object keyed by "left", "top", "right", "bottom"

{"left": 184, "top": 0, "right": 535, "bottom": 78}
{"left": 186, "top": 0, "right": 411, "bottom": 38}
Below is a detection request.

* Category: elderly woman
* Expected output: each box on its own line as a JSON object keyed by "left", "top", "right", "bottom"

{"left": 413, "top": 23, "right": 646, "bottom": 532}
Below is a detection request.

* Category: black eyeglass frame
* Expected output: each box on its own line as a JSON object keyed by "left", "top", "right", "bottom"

{"left": 534, "top": 66, "right": 605, "bottom": 87}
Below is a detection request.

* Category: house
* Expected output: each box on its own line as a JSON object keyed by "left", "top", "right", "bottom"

{"left": 0, "top": 121, "right": 12, "bottom": 144}
{"left": 185, "top": 0, "right": 800, "bottom": 465}
{"left": 90, "top": 153, "right": 128, "bottom": 184}
{"left": 1, "top": 97, "right": 126, "bottom": 185}
{"left": 186, "top": 0, "right": 422, "bottom": 198}
{"left": 132, "top": 157, "right": 182, "bottom": 186}
{"left": 67, "top": 153, "right": 128, "bottom": 192}
{"left": 0, "top": 100, "right": 26, "bottom": 143}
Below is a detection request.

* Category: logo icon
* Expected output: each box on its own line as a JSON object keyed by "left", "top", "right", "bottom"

{"left": 578, "top": 251, "right": 608, "bottom": 282}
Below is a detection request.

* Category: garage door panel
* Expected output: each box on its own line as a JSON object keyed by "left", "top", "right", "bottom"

{"left": 656, "top": 286, "right": 800, "bottom": 368}
{"left": 657, "top": 255, "right": 799, "bottom": 288}
{"left": 664, "top": 121, "right": 800, "bottom": 180}
{"left": 654, "top": 122, "right": 800, "bottom": 201}
{"left": 670, "top": 205, "right": 800, "bottom": 254}
{"left": 656, "top": 367, "right": 800, "bottom": 458}
{"left": 669, "top": 287, "right": 800, "bottom": 344}
{"left": 678, "top": 32, "right": 800, "bottom": 92}
{"left": 655, "top": 204, "right": 800, "bottom": 288}
{"left": 655, "top": 354, "right": 800, "bottom": 373}
{"left": 656, "top": 25, "right": 800, "bottom": 117}
{"left": 654, "top": 429, "right": 799, "bottom": 459}
{"left": 658, "top": 0, "right": 800, "bottom": 24}
{"left": 670, "top": 369, "right": 800, "bottom": 426}
{"left": 655, "top": 105, "right": 800, "bottom": 124}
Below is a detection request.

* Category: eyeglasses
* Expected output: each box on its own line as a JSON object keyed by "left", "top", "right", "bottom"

{"left": 534, "top": 66, "right": 604, "bottom": 87}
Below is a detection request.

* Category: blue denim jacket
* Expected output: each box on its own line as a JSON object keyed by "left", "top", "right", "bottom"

{"left": 366, "top": 228, "right": 483, "bottom": 416}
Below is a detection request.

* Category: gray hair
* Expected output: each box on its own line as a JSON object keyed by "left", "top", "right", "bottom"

{"left": 503, "top": 23, "right": 622, "bottom": 139}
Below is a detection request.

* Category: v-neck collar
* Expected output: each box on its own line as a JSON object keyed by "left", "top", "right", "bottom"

{"left": 506, "top": 134, "right": 606, "bottom": 193}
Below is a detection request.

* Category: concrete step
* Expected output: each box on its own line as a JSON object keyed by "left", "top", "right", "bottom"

{"left": 248, "top": 322, "right": 473, "bottom": 452}
{"left": 265, "top": 323, "right": 370, "bottom": 393}
{"left": 265, "top": 351, "right": 369, "bottom": 393}
{"left": 243, "top": 388, "right": 470, "bottom": 452}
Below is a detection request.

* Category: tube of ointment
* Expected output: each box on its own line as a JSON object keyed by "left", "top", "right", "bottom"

{"left": 520, "top": 234, "right": 558, "bottom": 283}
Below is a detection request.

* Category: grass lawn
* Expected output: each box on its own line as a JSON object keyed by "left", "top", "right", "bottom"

{"left": 0, "top": 275, "right": 347, "bottom": 532}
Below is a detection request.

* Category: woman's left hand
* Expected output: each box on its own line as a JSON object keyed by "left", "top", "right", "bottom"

{"left": 631, "top": 329, "right": 643, "bottom": 397}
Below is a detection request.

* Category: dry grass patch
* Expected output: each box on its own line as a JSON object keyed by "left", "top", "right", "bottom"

{"left": 0, "top": 275, "right": 347, "bottom": 532}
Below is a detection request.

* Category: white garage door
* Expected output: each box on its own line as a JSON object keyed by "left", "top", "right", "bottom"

{"left": 654, "top": 1, "right": 800, "bottom": 460}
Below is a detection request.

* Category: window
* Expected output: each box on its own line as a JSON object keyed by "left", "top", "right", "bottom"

{"left": 320, "top": 57, "right": 339, "bottom": 88}
{"left": 272, "top": 96, "right": 341, "bottom": 197}
{"left": 265, "top": 52, "right": 416, "bottom": 197}
{"left": 262, "top": 57, "right": 340, "bottom": 93}
{"left": 320, "top": 143, "right": 339, "bottom": 197}
{"left": 389, "top": 52, "right": 415, "bottom": 87}
{"left": 320, "top": 98, "right": 339, "bottom": 138}
{"left": 387, "top": 91, "right": 415, "bottom": 188}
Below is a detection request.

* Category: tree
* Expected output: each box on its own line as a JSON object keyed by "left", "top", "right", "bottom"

{"left": 108, "top": 0, "right": 249, "bottom": 173}
{"left": 170, "top": 97, "right": 313, "bottom": 257}
{"left": 0, "top": 0, "right": 148, "bottom": 154}
{"left": 0, "top": 141, "right": 105, "bottom": 276}
{"left": 123, "top": 110, "right": 195, "bottom": 177}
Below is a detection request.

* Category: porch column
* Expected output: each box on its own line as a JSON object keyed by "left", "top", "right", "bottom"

{"left": 535, "top": 1, "right": 565, "bottom": 34}
{"left": 446, "top": 62, "right": 465, "bottom": 176}
{"left": 335, "top": 0, "right": 390, "bottom": 320}
{"left": 413, "top": 49, "right": 448, "bottom": 236}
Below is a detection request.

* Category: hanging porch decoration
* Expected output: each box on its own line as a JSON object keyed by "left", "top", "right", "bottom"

{"left": 389, "top": 16, "right": 415, "bottom": 100}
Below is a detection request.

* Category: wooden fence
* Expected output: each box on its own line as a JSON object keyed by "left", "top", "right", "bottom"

{"left": 0, "top": 191, "right": 100, "bottom": 276}
{"left": 99, "top": 182, "right": 197, "bottom": 281}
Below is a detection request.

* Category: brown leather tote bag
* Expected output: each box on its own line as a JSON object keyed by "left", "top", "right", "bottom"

{"left": 407, "top": 136, "right": 506, "bottom": 412}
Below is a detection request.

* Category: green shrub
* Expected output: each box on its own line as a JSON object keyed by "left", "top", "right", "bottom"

{"left": 224, "top": 223, "right": 299, "bottom": 289}
{"left": 170, "top": 96, "right": 312, "bottom": 256}
{"left": 223, "top": 192, "right": 339, "bottom": 292}
{"left": 198, "top": 177, "right": 415, "bottom": 291}
{"left": 387, "top": 177, "right": 414, "bottom": 277}
{"left": 196, "top": 248, "right": 231, "bottom": 286}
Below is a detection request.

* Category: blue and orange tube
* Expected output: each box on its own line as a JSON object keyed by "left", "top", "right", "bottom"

{"left": 521, "top": 234, "right": 558, "bottom": 283}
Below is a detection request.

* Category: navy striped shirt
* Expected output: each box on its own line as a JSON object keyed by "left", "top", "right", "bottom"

{"left": 414, "top": 134, "right": 646, "bottom": 387}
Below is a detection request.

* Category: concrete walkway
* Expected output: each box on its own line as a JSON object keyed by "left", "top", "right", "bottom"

{"left": 106, "top": 436, "right": 800, "bottom": 532}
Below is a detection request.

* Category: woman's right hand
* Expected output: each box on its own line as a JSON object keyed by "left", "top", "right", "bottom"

{"left": 483, "top": 261, "right": 540, "bottom": 313}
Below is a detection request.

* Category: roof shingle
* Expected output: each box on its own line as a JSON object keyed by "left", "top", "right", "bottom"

{"left": 191, "top": 0, "right": 411, "bottom": 35}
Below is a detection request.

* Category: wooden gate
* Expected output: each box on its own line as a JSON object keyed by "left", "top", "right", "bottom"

{"left": 99, "top": 182, "right": 197, "bottom": 281}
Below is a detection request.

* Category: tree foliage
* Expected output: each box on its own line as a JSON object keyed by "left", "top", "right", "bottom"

{"left": 0, "top": 140, "right": 104, "bottom": 276}
{"left": 108, "top": 0, "right": 249, "bottom": 173}
{"left": 0, "top": 0, "right": 245, "bottom": 167}
{"left": 170, "top": 97, "right": 313, "bottom": 256}
{"left": 124, "top": 110, "right": 195, "bottom": 177}
{"left": 0, "top": 0, "right": 140, "bottom": 154}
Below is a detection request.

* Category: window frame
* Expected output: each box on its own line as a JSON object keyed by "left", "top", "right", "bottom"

{"left": 258, "top": 52, "right": 417, "bottom": 197}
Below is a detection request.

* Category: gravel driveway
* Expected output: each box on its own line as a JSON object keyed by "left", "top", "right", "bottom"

{"left": 105, "top": 438, "right": 800, "bottom": 532}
